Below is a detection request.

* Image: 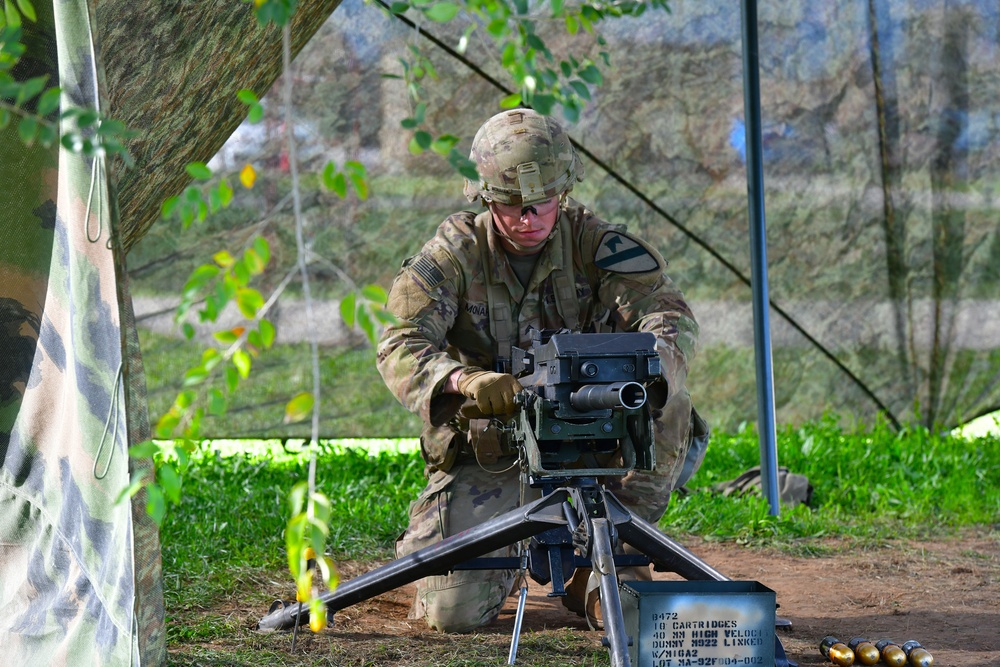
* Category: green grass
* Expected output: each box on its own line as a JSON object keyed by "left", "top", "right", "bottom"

{"left": 661, "top": 415, "right": 1000, "bottom": 545}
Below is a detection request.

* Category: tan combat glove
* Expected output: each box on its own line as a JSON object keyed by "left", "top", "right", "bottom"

{"left": 457, "top": 369, "right": 523, "bottom": 415}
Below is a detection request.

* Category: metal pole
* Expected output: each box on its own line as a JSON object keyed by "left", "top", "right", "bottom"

{"left": 740, "top": 0, "right": 781, "bottom": 515}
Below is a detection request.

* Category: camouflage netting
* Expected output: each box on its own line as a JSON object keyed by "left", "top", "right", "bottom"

{"left": 130, "top": 0, "right": 1000, "bottom": 439}
{"left": 1, "top": 1, "right": 340, "bottom": 664}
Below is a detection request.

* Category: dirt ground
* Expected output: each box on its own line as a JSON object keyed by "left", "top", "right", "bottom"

{"left": 235, "top": 530, "right": 998, "bottom": 667}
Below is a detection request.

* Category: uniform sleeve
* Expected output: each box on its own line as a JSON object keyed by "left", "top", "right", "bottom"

{"left": 583, "top": 219, "right": 699, "bottom": 397}
{"left": 376, "top": 240, "right": 467, "bottom": 426}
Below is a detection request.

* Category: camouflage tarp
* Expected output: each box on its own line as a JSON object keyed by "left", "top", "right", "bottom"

{"left": 0, "top": 0, "right": 163, "bottom": 661}
{"left": 2, "top": 0, "right": 341, "bottom": 664}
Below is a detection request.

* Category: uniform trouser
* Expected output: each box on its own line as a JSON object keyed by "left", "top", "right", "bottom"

{"left": 396, "top": 389, "right": 695, "bottom": 633}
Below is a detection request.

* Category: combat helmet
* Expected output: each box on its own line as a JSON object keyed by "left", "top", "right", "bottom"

{"left": 464, "top": 109, "right": 584, "bottom": 206}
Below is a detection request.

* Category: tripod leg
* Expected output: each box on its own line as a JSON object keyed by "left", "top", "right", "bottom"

{"left": 605, "top": 492, "right": 728, "bottom": 581}
{"left": 257, "top": 488, "right": 571, "bottom": 632}
{"left": 591, "top": 517, "right": 632, "bottom": 667}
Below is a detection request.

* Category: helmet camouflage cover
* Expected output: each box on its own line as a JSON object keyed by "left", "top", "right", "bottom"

{"left": 464, "top": 108, "right": 584, "bottom": 206}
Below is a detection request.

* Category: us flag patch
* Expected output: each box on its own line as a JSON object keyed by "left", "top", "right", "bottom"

{"left": 594, "top": 231, "right": 660, "bottom": 273}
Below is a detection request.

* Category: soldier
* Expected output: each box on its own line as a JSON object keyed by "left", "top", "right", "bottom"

{"left": 376, "top": 108, "right": 707, "bottom": 633}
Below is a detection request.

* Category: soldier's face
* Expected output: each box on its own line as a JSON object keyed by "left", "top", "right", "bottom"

{"left": 489, "top": 197, "right": 559, "bottom": 254}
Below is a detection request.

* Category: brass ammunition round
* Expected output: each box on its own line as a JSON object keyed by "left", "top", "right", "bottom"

{"left": 902, "top": 640, "right": 934, "bottom": 667}
{"left": 907, "top": 648, "right": 934, "bottom": 667}
{"left": 828, "top": 644, "right": 856, "bottom": 666}
{"left": 875, "top": 639, "right": 908, "bottom": 667}
{"left": 847, "top": 638, "right": 880, "bottom": 666}
{"left": 819, "top": 636, "right": 855, "bottom": 666}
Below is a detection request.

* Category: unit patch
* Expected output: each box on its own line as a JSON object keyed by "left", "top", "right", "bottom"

{"left": 594, "top": 231, "right": 660, "bottom": 273}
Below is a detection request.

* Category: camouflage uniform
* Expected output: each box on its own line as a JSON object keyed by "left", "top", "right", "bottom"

{"left": 376, "top": 199, "right": 701, "bottom": 632}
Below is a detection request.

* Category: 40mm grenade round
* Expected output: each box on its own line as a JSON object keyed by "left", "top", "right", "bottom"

{"left": 874, "top": 639, "right": 908, "bottom": 667}
{"left": 820, "top": 636, "right": 855, "bottom": 666}
{"left": 902, "top": 640, "right": 934, "bottom": 667}
{"left": 847, "top": 637, "right": 880, "bottom": 666}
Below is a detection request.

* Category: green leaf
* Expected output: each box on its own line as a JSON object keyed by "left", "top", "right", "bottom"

{"left": 213, "top": 250, "right": 235, "bottom": 268}
{"left": 4, "top": 3, "right": 21, "bottom": 28}
{"left": 225, "top": 366, "right": 239, "bottom": 393}
{"left": 236, "top": 288, "right": 264, "bottom": 319}
{"left": 407, "top": 135, "right": 425, "bottom": 155}
{"left": 389, "top": 1, "right": 409, "bottom": 13}
{"left": 247, "top": 104, "right": 263, "bottom": 123}
{"left": 500, "top": 92, "right": 522, "bottom": 109}
{"left": 565, "top": 13, "right": 579, "bottom": 34}
{"left": 236, "top": 88, "right": 258, "bottom": 105}
{"left": 129, "top": 440, "right": 160, "bottom": 459}
{"left": 259, "top": 319, "right": 276, "bottom": 348}
{"left": 424, "top": 1, "right": 458, "bottom": 21}
{"left": 549, "top": 0, "right": 564, "bottom": 16}
{"left": 208, "top": 388, "right": 227, "bottom": 417}
{"left": 412, "top": 102, "right": 426, "bottom": 125}
{"left": 357, "top": 304, "right": 375, "bottom": 344}
{"left": 579, "top": 64, "right": 603, "bottom": 85}
{"left": 244, "top": 248, "right": 265, "bottom": 275}
{"left": 339, "top": 292, "right": 356, "bottom": 328}
{"left": 232, "top": 349, "right": 252, "bottom": 379}
{"left": 569, "top": 80, "right": 591, "bottom": 100}
{"left": 185, "top": 162, "right": 213, "bottom": 180}
{"left": 348, "top": 171, "right": 368, "bottom": 201}
{"left": 176, "top": 389, "right": 197, "bottom": 409}
{"left": 181, "top": 322, "right": 196, "bottom": 340}
{"left": 158, "top": 461, "right": 182, "bottom": 504}
{"left": 360, "top": 283, "right": 388, "bottom": 303}
{"left": 213, "top": 329, "right": 240, "bottom": 345}
{"left": 486, "top": 18, "right": 507, "bottom": 37}
{"left": 17, "top": 77, "right": 48, "bottom": 104}
{"left": 373, "top": 308, "right": 398, "bottom": 325}
{"left": 15, "top": 0, "right": 35, "bottom": 21}
{"left": 531, "top": 93, "right": 556, "bottom": 115}
{"left": 448, "top": 149, "right": 479, "bottom": 181}
{"left": 36, "top": 86, "right": 60, "bottom": 115}
{"left": 430, "top": 133, "right": 459, "bottom": 157}
{"left": 155, "top": 412, "right": 180, "bottom": 438}
{"left": 561, "top": 101, "right": 580, "bottom": 124}
{"left": 183, "top": 367, "right": 209, "bottom": 386}
{"left": 252, "top": 236, "right": 271, "bottom": 264}
{"left": 288, "top": 480, "right": 309, "bottom": 516}
{"left": 217, "top": 179, "right": 233, "bottom": 207}
{"left": 233, "top": 260, "right": 251, "bottom": 289}
{"left": 146, "top": 484, "right": 166, "bottom": 525}
{"left": 17, "top": 115, "right": 36, "bottom": 144}
{"left": 284, "top": 392, "right": 314, "bottom": 424}
{"left": 184, "top": 264, "right": 221, "bottom": 294}
{"left": 322, "top": 162, "right": 347, "bottom": 197}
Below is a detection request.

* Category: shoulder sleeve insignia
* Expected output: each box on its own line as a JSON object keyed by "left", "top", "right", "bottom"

{"left": 408, "top": 254, "right": 447, "bottom": 291}
{"left": 594, "top": 231, "right": 661, "bottom": 274}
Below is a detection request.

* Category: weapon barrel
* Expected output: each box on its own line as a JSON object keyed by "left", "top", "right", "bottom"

{"left": 570, "top": 382, "right": 647, "bottom": 411}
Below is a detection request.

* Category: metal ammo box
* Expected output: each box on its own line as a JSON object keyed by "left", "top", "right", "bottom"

{"left": 620, "top": 580, "right": 776, "bottom": 667}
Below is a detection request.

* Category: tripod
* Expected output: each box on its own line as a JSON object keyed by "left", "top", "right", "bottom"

{"left": 257, "top": 473, "right": 795, "bottom": 667}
